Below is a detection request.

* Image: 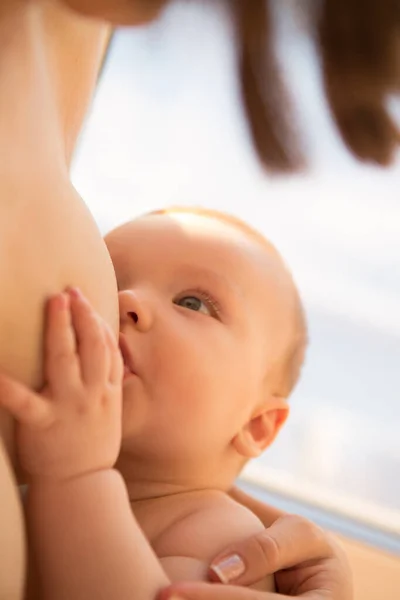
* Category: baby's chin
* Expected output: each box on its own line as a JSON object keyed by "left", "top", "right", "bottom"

{"left": 121, "top": 390, "right": 150, "bottom": 442}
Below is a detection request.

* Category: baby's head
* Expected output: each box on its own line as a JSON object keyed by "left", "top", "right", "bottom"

{"left": 105, "top": 207, "right": 307, "bottom": 491}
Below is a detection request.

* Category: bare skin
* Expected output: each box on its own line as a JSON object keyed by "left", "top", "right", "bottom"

{"left": 0, "top": 2, "right": 121, "bottom": 597}
{"left": 0, "top": 3, "right": 191, "bottom": 597}
{"left": 0, "top": 2, "right": 353, "bottom": 599}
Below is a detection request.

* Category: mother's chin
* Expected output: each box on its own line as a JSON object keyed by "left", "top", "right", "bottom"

{"left": 53, "top": 0, "right": 168, "bottom": 26}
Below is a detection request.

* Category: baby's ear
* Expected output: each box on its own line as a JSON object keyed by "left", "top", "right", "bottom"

{"left": 232, "top": 398, "right": 289, "bottom": 458}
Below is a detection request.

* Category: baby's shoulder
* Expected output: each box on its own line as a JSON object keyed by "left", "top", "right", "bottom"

{"left": 153, "top": 490, "right": 264, "bottom": 561}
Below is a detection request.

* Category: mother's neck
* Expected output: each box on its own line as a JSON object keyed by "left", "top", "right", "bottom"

{"left": 0, "top": 2, "right": 110, "bottom": 180}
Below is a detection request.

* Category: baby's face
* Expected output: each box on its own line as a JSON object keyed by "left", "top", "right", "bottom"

{"left": 105, "top": 213, "right": 294, "bottom": 464}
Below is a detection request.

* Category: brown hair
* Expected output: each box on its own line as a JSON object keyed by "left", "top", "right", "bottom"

{"left": 147, "top": 205, "right": 308, "bottom": 398}
{"left": 234, "top": 0, "right": 400, "bottom": 170}
{"left": 149, "top": 0, "right": 399, "bottom": 170}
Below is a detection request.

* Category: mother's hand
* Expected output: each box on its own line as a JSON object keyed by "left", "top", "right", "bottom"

{"left": 158, "top": 488, "right": 353, "bottom": 600}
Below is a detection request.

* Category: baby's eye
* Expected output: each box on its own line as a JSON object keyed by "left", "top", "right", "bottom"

{"left": 174, "top": 295, "right": 211, "bottom": 315}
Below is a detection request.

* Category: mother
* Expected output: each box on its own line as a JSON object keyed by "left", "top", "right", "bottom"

{"left": 1, "top": 1, "right": 398, "bottom": 599}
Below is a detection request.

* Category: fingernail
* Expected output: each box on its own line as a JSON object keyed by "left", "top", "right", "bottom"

{"left": 210, "top": 554, "right": 245, "bottom": 583}
{"left": 67, "top": 287, "right": 82, "bottom": 300}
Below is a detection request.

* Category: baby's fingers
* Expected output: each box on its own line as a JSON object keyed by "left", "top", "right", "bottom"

{"left": 0, "top": 373, "right": 52, "bottom": 427}
{"left": 68, "top": 288, "right": 108, "bottom": 387}
{"left": 104, "top": 324, "right": 123, "bottom": 386}
{"left": 45, "top": 293, "right": 80, "bottom": 393}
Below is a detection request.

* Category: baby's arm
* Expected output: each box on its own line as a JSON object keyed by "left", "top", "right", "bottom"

{"left": 154, "top": 494, "right": 275, "bottom": 592}
{"left": 0, "top": 290, "right": 168, "bottom": 600}
{"left": 27, "top": 470, "right": 168, "bottom": 599}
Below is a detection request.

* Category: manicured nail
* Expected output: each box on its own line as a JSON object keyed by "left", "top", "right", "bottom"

{"left": 210, "top": 554, "right": 245, "bottom": 583}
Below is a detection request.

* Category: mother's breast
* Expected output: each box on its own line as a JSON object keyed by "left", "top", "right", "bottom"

{"left": 0, "top": 181, "right": 119, "bottom": 392}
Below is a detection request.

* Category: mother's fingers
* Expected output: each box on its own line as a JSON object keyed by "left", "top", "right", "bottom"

{"left": 158, "top": 582, "right": 288, "bottom": 600}
{"left": 209, "top": 515, "right": 335, "bottom": 586}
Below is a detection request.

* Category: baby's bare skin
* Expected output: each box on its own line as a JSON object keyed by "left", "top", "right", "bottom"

{"left": 132, "top": 490, "right": 275, "bottom": 592}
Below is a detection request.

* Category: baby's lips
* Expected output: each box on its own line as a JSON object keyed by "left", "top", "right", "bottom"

{"left": 119, "top": 334, "right": 137, "bottom": 375}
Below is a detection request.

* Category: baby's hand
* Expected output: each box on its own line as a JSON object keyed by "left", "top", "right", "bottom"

{"left": 0, "top": 288, "right": 123, "bottom": 483}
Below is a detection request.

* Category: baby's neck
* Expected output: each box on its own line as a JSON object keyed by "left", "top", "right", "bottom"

{"left": 116, "top": 448, "right": 244, "bottom": 546}
{"left": 119, "top": 461, "right": 230, "bottom": 504}
{"left": 0, "top": 7, "right": 66, "bottom": 180}
{"left": 116, "top": 450, "right": 238, "bottom": 505}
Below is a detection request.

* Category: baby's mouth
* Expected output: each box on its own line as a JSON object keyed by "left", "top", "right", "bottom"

{"left": 123, "top": 364, "right": 132, "bottom": 378}
{"left": 119, "top": 334, "right": 136, "bottom": 378}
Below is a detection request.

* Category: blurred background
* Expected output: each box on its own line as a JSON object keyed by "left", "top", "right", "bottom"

{"left": 71, "top": 1, "right": 400, "bottom": 552}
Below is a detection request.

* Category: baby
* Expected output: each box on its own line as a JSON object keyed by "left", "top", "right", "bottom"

{"left": 2, "top": 207, "right": 307, "bottom": 597}
{"left": 108, "top": 207, "right": 307, "bottom": 588}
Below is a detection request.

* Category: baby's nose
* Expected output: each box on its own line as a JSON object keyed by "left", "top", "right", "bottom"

{"left": 118, "top": 289, "right": 153, "bottom": 331}
{"left": 128, "top": 311, "right": 138, "bottom": 324}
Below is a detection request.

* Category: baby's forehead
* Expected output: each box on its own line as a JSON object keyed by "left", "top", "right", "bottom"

{"left": 108, "top": 213, "right": 298, "bottom": 341}
{"left": 108, "top": 214, "right": 291, "bottom": 292}
{"left": 109, "top": 213, "right": 275, "bottom": 257}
